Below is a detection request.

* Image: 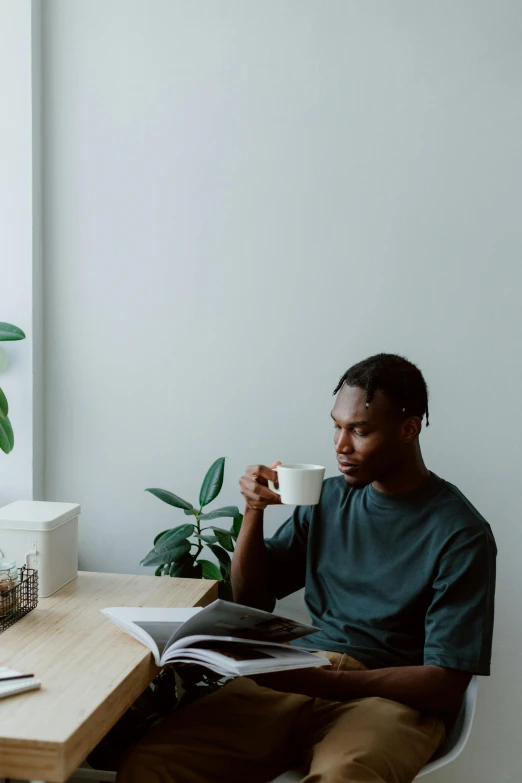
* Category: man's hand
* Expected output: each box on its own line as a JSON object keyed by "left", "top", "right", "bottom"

{"left": 239, "top": 461, "right": 282, "bottom": 511}
{"left": 247, "top": 667, "right": 330, "bottom": 696}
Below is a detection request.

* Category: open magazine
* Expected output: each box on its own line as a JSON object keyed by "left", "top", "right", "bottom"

{"left": 101, "top": 599, "right": 330, "bottom": 678}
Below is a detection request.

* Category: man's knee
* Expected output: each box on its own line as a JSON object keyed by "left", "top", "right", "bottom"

{"left": 305, "top": 697, "right": 444, "bottom": 783}
{"left": 305, "top": 757, "right": 388, "bottom": 783}
{"left": 308, "top": 744, "right": 400, "bottom": 783}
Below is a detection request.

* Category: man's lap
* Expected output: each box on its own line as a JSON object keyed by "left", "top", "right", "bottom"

{"left": 117, "top": 677, "right": 309, "bottom": 782}
{"left": 116, "top": 655, "right": 445, "bottom": 783}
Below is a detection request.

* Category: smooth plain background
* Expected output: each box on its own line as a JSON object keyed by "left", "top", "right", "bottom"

{"left": 1, "top": 1, "right": 521, "bottom": 781}
{"left": 0, "top": 0, "right": 43, "bottom": 503}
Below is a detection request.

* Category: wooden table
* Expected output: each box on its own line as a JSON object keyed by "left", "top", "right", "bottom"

{"left": 0, "top": 572, "right": 217, "bottom": 783}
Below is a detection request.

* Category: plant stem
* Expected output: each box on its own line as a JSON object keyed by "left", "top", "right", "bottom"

{"left": 193, "top": 511, "right": 204, "bottom": 560}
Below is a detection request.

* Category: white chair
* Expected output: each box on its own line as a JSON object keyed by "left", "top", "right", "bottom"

{"left": 416, "top": 675, "right": 478, "bottom": 777}
{"left": 69, "top": 676, "right": 477, "bottom": 783}
{"left": 270, "top": 676, "right": 478, "bottom": 782}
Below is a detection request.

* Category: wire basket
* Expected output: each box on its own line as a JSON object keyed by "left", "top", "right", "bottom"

{"left": 0, "top": 567, "right": 38, "bottom": 633}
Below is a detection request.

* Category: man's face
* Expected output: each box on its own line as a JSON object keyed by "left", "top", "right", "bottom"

{"left": 332, "top": 385, "right": 408, "bottom": 488}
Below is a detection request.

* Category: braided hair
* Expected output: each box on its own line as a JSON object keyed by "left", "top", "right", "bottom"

{"left": 333, "top": 353, "right": 430, "bottom": 426}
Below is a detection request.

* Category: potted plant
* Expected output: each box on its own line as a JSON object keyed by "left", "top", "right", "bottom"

{"left": 141, "top": 457, "right": 243, "bottom": 600}
{"left": 0, "top": 322, "right": 26, "bottom": 454}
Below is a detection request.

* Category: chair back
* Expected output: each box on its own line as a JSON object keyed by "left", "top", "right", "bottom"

{"left": 416, "top": 675, "right": 478, "bottom": 777}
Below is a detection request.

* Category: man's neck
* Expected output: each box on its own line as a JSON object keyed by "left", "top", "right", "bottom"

{"left": 372, "top": 458, "right": 430, "bottom": 497}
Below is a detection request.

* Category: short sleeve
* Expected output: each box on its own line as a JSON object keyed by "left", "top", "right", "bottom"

{"left": 424, "top": 528, "right": 496, "bottom": 675}
{"left": 264, "top": 506, "right": 311, "bottom": 600}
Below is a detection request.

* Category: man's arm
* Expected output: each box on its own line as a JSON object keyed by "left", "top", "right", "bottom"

{"left": 231, "top": 463, "right": 281, "bottom": 610}
{"left": 251, "top": 664, "right": 472, "bottom": 713}
{"left": 231, "top": 506, "right": 275, "bottom": 611}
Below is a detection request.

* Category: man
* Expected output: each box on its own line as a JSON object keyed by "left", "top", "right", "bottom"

{"left": 118, "top": 353, "right": 496, "bottom": 783}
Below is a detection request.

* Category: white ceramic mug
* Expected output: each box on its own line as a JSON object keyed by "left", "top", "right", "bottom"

{"left": 269, "top": 463, "right": 325, "bottom": 506}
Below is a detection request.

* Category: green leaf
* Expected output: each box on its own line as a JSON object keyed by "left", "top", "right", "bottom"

{"left": 154, "top": 524, "right": 195, "bottom": 547}
{"left": 199, "top": 505, "right": 239, "bottom": 521}
{"left": 207, "top": 526, "right": 235, "bottom": 536}
{"left": 0, "top": 388, "right": 8, "bottom": 419}
{"left": 193, "top": 533, "right": 218, "bottom": 545}
{"left": 0, "top": 416, "right": 14, "bottom": 454}
{"left": 199, "top": 457, "right": 225, "bottom": 508}
{"left": 144, "top": 524, "right": 196, "bottom": 566}
{"left": 210, "top": 544, "right": 231, "bottom": 567}
{"left": 146, "top": 488, "right": 194, "bottom": 511}
{"left": 153, "top": 529, "right": 171, "bottom": 546}
{"left": 141, "top": 540, "right": 191, "bottom": 567}
{"left": 170, "top": 554, "right": 197, "bottom": 578}
{"left": 197, "top": 560, "right": 223, "bottom": 581}
{"left": 232, "top": 514, "right": 243, "bottom": 537}
{"left": 154, "top": 566, "right": 164, "bottom": 576}
{"left": 215, "top": 531, "right": 234, "bottom": 552}
{"left": 0, "top": 322, "right": 26, "bottom": 341}
{"left": 183, "top": 508, "right": 198, "bottom": 516}
{"left": 207, "top": 527, "right": 235, "bottom": 552}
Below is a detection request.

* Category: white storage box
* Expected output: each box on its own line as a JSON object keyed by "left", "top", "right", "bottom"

{"left": 0, "top": 501, "right": 80, "bottom": 597}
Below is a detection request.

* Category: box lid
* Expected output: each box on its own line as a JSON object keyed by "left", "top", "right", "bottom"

{"left": 0, "top": 501, "right": 81, "bottom": 531}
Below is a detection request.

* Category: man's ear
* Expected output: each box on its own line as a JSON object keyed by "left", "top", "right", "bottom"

{"left": 401, "top": 416, "right": 422, "bottom": 443}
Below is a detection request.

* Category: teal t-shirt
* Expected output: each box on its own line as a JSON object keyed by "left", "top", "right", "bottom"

{"left": 265, "top": 472, "right": 496, "bottom": 675}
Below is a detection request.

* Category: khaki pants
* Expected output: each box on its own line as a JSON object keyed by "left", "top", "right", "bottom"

{"left": 117, "top": 652, "right": 445, "bottom": 783}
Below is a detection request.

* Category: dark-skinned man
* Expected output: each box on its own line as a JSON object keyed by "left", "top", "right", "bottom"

{"left": 118, "top": 353, "right": 496, "bottom": 783}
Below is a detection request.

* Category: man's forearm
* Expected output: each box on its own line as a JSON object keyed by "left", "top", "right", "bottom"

{"left": 253, "top": 664, "right": 471, "bottom": 713}
{"left": 231, "top": 507, "right": 275, "bottom": 611}
{"left": 322, "top": 664, "right": 470, "bottom": 712}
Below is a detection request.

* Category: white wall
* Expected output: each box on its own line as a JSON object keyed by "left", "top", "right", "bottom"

{"left": 0, "top": 0, "right": 43, "bottom": 504}
{"left": 42, "top": 2, "right": 522, "bottom": 781}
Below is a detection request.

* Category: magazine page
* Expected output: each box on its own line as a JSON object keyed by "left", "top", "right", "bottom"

{"left": 165, "top": 599, "right": 319, "bottom": 651}
{"left": 101, "top": 606, "right": 202, "bottom": 665}
{"left": 161, "top": 636, "right": 330, "bottom": 677}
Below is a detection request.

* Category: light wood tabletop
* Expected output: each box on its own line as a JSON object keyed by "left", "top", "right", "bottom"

{"left": 0, "top": 571, "right": 218, "bottom": 783}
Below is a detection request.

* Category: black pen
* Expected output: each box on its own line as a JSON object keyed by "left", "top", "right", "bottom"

{"left": 0, "top": 674, "right": 35, "bottom": 682}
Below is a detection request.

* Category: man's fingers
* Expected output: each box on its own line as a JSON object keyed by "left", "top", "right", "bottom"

{"left": 247, "top": 464, "right": 280, "bottom": 484}
{"left": 242, "top": 490, "right": 281, "bottom": 507}
{"left": 240, "top": 489, "right": 268, "bottom": 509}
{"left": 239, "top": 463, "right": 282, "bottom": 509}
{"left": 241, "top": 479, "right": 281, "bottom": 503}
{"left": 240, "top": 481, "right": 282, "bottom": 507}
